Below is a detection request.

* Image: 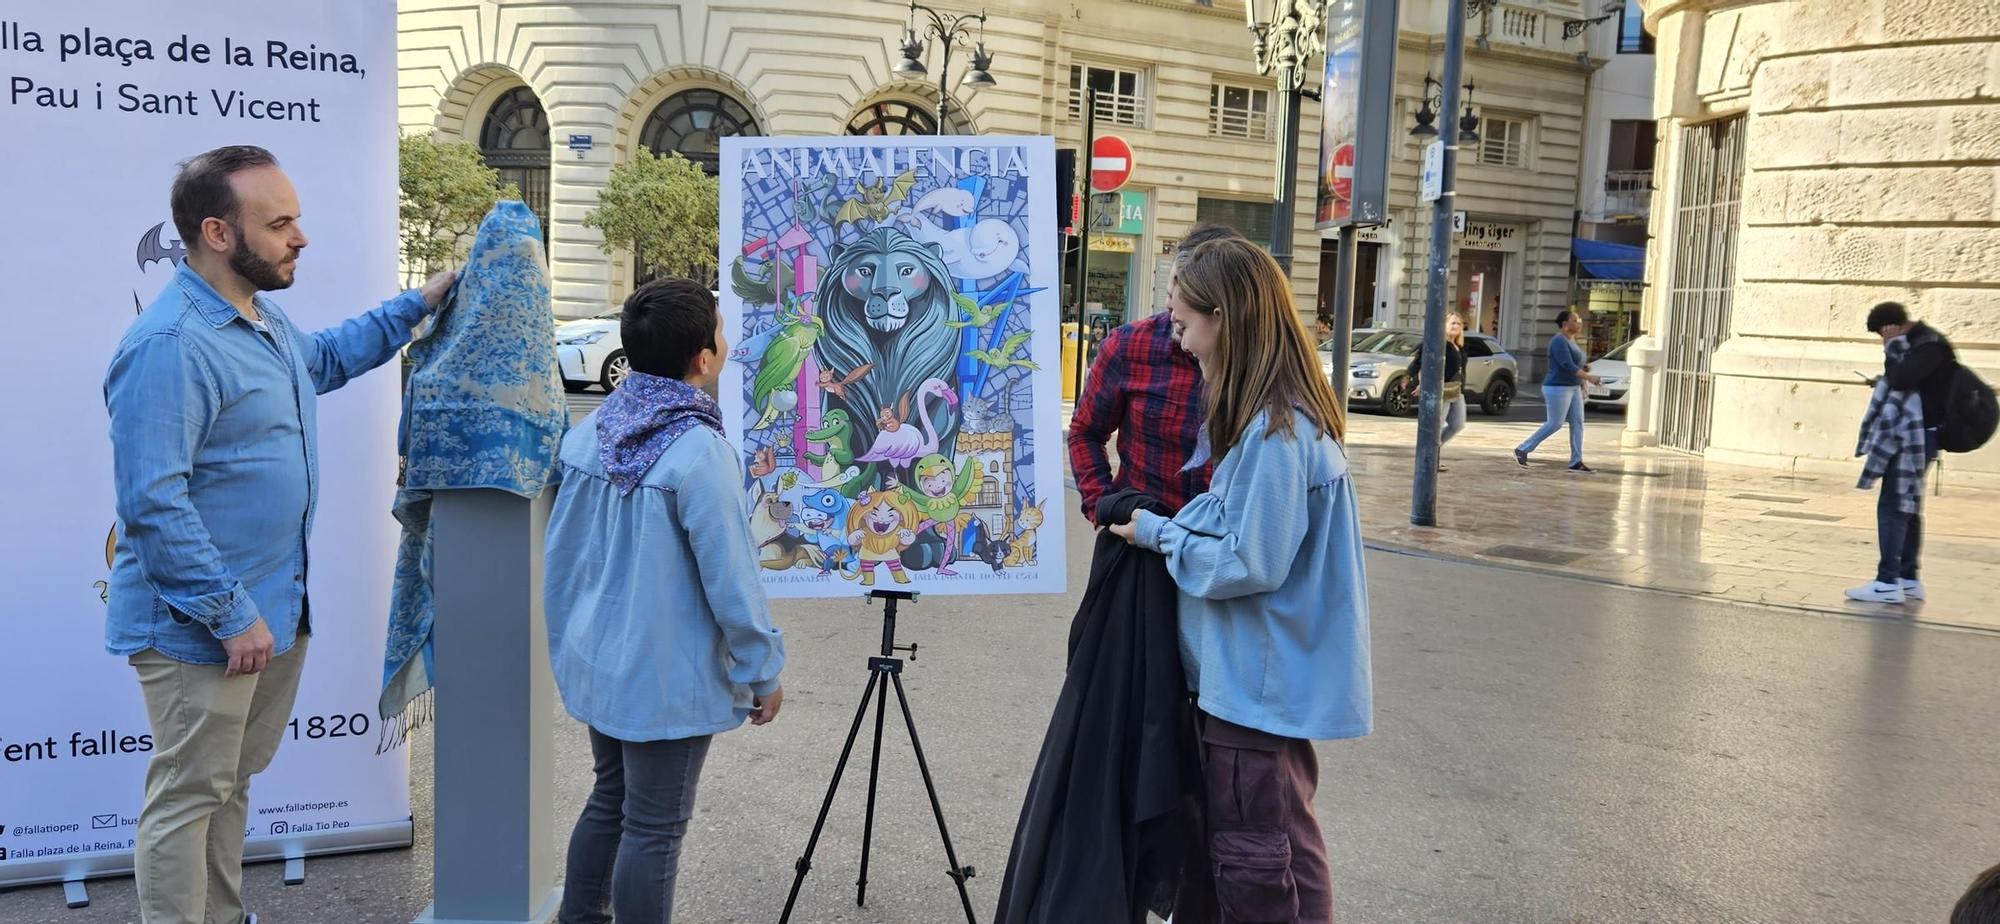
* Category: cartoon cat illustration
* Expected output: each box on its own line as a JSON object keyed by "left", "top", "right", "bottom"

{"left": 959, "top": 394, "right": 1010, "bottom": 435}
{"left": 1001, "top": 499, "right": 1045, "bottom": 568}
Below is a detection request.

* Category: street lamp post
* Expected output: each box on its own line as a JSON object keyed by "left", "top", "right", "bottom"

{"left": 893, "top": 2, "right": 996, "bottom": 135}
{"left": 1411, "top": 0, "right": 1487, "bottom": 527}
{"left": 1244, "top": 1, "right": 1326, "bottom": 276}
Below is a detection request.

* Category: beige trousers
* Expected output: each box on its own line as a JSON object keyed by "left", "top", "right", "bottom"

{"left": 130, "top": 637, "right": 308, "bottom": 924}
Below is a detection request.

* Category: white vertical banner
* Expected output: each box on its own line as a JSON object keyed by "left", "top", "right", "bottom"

{"left": 0, "top": 1, "right": 410, "bottom": 886}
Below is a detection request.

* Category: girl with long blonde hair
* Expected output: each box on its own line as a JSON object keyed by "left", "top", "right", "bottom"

{"left": 1109, "top": 238, "right": 1371, "bottom": 923}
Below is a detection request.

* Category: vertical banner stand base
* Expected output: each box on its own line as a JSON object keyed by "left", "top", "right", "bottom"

{"left": 417, "top": 490, "right": 561, "bottom": 924}
{"left": 283, "top": 853, "right": 306, "bottom": 886}
{"left": 62, "top": 879, "right": 89, "bottom": 909}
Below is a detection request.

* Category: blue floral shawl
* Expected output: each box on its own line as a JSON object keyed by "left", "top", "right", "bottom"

{"left": 379, "top": 202, "right": 564, "bottom": 749}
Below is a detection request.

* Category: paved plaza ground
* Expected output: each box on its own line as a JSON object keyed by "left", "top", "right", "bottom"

{"left": 7, "top": 395, "right": 1995, "bottom": 923}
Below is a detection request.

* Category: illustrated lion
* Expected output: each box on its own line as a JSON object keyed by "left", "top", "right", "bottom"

{"left": 813, "top": 227, "right": 961, "bottom": 486}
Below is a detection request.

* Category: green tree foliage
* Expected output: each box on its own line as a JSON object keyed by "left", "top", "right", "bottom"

{"left": 398, "top": 134, "right": 518, "bottom": 285}
{"left": 584, "top": 148, "right": 720, "bottom": 282}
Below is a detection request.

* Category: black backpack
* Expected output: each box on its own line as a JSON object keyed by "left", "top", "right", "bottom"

{"left": 1939, "top": 362, "right": 1998, "bottom": 453}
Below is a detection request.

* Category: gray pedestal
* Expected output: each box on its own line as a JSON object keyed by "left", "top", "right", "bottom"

{"left": 414, "top": 489, "right": 562, "bottom": 924}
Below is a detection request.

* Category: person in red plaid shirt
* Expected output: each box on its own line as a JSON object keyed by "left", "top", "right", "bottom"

{"left": 1068, "top": 223, "right": 1247, "bottom": 523}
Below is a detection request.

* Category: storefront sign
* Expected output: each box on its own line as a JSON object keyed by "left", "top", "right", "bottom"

{"left": 1088, "top": 234, "right": 1135, "bottom": 254}
{"left": 1457, "top": 220, "right": 1524, "bottom": 253}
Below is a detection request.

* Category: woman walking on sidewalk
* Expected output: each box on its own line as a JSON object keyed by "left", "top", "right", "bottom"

{"left": 1109, "top": 238, "right": 1371, "bottom": 924}
{"left": 1515, "top": 310, "right": 1603, "bottom": 473}
{"left": 1408, "top": 312, "right": 1470, "bottom": 471}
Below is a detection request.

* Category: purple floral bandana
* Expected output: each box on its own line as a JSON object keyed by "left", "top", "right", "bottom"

{"left": 597, "top": 371, "right": 725, "bottom": 495}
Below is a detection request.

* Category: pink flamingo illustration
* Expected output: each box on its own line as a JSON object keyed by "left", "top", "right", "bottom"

{"left": 855, "top": 378, "right": 957, "bottom": 471}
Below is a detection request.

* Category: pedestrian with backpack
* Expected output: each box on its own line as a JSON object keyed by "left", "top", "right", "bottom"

{"left": 1846, "top": 302, "right": 1990, "bottom": 604}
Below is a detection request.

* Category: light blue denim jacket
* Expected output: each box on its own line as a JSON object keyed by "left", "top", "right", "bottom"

{"left": 542, "top": 413, "right": 786, "bottom": 742}
{"left": 1134, "top": 411, "right": 1373, "bottom": 741}
{"left": 104, "top": 263, "right": 429, "bottom": 664}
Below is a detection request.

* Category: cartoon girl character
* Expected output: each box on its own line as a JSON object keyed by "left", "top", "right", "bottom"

{"left": 792, "top": 488, "right": 856, "bottom": 577}
{"left": 845, "top": 490, "right": 921, "bottom": 586}
{"left": 892, "top": 453, "right": 979, "bottom": 577}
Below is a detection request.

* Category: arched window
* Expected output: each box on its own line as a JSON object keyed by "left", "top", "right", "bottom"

{"left": 479, "top": 86, "right": 551, "bottom": 239}
{"left": 634, "top": 88, "right": 761, "bottom": 287}
{"left": 637, "top": 88, "right": 762, "bottom": 176}
{"left": 846, "top": 98, "right": 973, "bottom": 136}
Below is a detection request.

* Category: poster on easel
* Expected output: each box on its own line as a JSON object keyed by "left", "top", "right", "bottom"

{"left": 718, "top": 135, "right": 1066, "bottom": 599}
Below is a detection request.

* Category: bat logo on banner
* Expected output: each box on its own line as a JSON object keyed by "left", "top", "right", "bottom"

{"left": 137, "top": 222, "right": 188, "bottom": 271}
{"left": 133, "top": 221, "right": 188, "bottom": 314}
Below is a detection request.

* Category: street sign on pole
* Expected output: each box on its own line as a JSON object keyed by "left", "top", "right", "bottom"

{"left": 1315, "top": 0, "right": 1398, "bottom": 229}
{"left": 1421, "top": 139, "right": 1445, "bottom": 203}
{"left": 1089, "top": 135, "right": 1134, "bottom": 192}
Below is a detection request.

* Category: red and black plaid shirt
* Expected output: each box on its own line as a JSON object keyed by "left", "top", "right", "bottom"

{"left": 1068, "top": 313, "right": 1214, "bottom": 523}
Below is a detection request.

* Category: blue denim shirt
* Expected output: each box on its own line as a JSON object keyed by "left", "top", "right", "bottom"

{"left": 104, "top": 263, "right": 429, "bottom": 664}
{"left": 543, "top": 413, "right": 786, "bottom": 742}
{"left": 1133, "top": 412, "right": 1373, "bottom": 741}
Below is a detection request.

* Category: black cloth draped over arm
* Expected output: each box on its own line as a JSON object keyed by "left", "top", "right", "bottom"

{"left": 994, "top": 489, "right": 1201, "bottom": 924}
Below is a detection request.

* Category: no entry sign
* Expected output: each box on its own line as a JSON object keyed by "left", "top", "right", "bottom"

{"left": 1090, "top": 135, "right": 1134, "bottom": 192}
{"left": 1330, "top": 143, "right": 1355, "bottom": 204}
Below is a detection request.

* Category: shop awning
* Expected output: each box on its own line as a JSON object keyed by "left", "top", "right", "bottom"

{"left": 1572, "top": 238, "right": 1646, "bottom": 281}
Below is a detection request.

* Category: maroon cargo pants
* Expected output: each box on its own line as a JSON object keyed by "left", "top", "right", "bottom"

{"left": 1175, "top": 713, "right": 1334, "bottom": 924}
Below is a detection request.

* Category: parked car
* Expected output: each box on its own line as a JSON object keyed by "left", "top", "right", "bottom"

{"left": 555, "top": 291, "right": 721, "bottom": 392}
{"left": 1334, "top": 328, "right": 1519, "bottom": 416}
{"left": 556, "top": 312, "right": 626, "bottom": 392}
{"left": 1586, "top": 339, "right": 1633, "bottom": 409}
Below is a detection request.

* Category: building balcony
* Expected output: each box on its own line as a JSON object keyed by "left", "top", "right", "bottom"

{"left": 1604, "top": 170, "right": 1653, "bottom": 221}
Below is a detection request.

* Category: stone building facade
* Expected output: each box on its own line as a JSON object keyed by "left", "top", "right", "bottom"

{"left": 395, "top": 0, "right": 1614, "bottom": 374}
{"left": 1625, "top": 0, "right": 2000, "bottom": 477}
{"left": 394, "top": 0, "right": 1328, "bottom": 323}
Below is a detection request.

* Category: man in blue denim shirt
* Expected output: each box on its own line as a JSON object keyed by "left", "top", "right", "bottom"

{"left": 103, "top": 145, "right": 454, "bottom": 924}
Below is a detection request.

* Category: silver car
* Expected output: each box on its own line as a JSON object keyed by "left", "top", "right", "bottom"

{"left": 1325, "top": 328, "right": 1520, "bottom": 416}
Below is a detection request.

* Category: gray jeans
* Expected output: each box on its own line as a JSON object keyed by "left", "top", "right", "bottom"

{"left": 1440, "top": 395, "right": 1468, "bottom": 445}
{"left": 560, "top": 728, "right": 713, "bottom": 924}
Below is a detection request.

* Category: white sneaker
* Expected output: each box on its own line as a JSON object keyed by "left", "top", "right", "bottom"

{"left": 1900, "top": 579, "right": 1925, "bottom": 600}
{"left": 1845, "top": 581, "right": 1906, "bottom": 604}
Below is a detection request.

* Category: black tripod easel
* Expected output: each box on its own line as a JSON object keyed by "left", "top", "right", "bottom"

{"left": 779, "top": 590, "right": 979, "bottom": 923}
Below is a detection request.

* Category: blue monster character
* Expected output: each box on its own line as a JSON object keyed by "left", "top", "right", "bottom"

{"left": 792, "top": 488, "right": 856, "bottom": 577}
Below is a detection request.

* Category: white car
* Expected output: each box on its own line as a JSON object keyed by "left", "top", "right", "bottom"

{"left": 1585, "top": 339, "right": 1633, "bottom": 409}
{"left": 554, "top": 291, "right": 720, "bottom": 392}
{"left": 556, "top": 312, "right": 625, "bottom": 392}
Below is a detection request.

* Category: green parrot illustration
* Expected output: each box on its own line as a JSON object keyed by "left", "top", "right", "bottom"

{"left": 967, "top": 330, "right": 1040, "bottom": 372}
{"left": 944, "top": 292, "right": 1008, "bottom": 330}
{"left": 751, "top": 301, "right": 824, "bottom": 431}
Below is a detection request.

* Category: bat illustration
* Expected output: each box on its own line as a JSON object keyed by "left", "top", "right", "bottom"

{"left": 137, "top": 222, "right": 187, "bottom": 271}
{"left": 817, "top": 363, "right": 874, "bottom": 400}
{"left": 134, "top": 222, "right": 190, "bottom": 313}
{"left": 834, "top": 170, "right": 917, "bottom": 228}
{"left": 968, "top": 331, "right": 1041, "bottom": 372}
